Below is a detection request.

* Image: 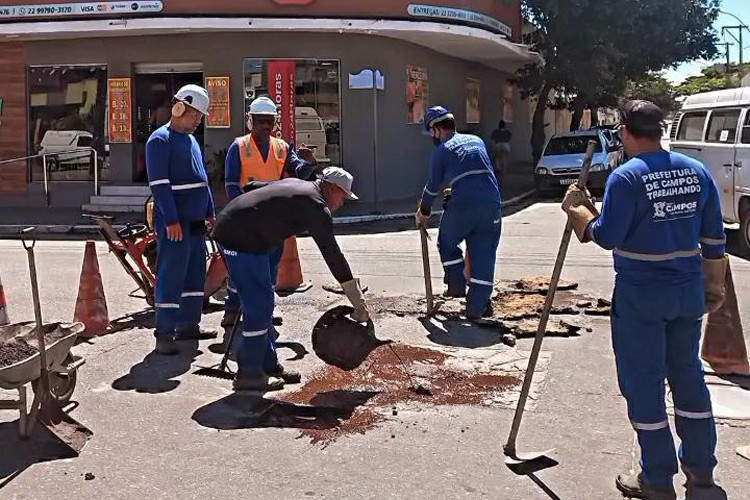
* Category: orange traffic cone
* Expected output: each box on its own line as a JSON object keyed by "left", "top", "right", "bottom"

{"left": 0, "top": 272, "right": 9, "bottom": 326}
{"left": 275, "top": 236, "right": 312, "bottom": 294}
{"left": 73, "top": 241, "right": 110, "bottom": 337}
{"left": 702, "top": 262, "right": 750, "bottom": 376}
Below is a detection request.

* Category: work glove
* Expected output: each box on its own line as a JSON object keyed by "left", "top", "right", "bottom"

{"left": 341, "top": 278, "right": 371, "bottom": 323}
{"left": 703, "top": 255, "right": 729, "bottom": 314}
{"left": 561, "top": 185, "right": 599, "bottom": 243}
{"left": 415, "top": 201, "right": 431, "bottom": 229}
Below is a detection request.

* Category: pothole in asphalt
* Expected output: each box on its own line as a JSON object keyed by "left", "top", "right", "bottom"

{"left": 263, "top": 343, "right": 520, "bottom": 447}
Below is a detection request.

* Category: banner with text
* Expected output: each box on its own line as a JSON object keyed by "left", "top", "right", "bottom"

{"left": 267, "top": 59, "right": 296, "bottom": 143}
{"left": 108, "top": 77, "right": 132, "bottom": 143}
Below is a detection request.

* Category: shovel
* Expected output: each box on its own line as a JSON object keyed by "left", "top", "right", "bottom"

{"left": 22, "top": 228, "right": 92, "bottom": 454}
{"left": 419, "top": 225, "right": 435, "bottom": 315}
{"left": 503, "top": 140, "right": 597, "bottom": 475}
{"left": 195, "top": 311, "right": 241, "bottom": 380}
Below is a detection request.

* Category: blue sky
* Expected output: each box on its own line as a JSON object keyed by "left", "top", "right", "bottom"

{"left": 665, "top": 0, "right": 750, "bottom": 83}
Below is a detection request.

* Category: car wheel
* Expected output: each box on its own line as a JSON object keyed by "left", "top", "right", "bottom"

{"left": 739, "top": 204, "right": 750, "bottom": 255}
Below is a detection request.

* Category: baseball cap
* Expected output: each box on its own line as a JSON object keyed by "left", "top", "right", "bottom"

{"left": 619, "top": 100, "right": 664, "bottom": 136}
{"left": 321, "top": 167, "right": 358, "bottom": 200}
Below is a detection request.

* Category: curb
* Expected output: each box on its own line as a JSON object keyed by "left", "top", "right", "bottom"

{"left": 0, "top": 189, "right": 537, "bottom": 235}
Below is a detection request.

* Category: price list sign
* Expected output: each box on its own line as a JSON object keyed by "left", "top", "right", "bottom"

{"left": 206, "top": 76, "right": 231, "bottom": 128}
{"left": 108, "top": 78, "right": 132, "bottom": 143}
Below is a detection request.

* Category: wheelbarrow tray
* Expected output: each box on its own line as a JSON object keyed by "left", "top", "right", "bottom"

{"left": 0, "top": 322, "right": 84, "bottom": 390}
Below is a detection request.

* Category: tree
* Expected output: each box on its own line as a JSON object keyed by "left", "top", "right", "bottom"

{"left": 624, "top": 74, "right": 678, "bottom": 115}
{"left": 674, "top": 62, "right": 750, "bottom": 96}
{"left": 520, "top": 0, "right": 719, "bottom": 164}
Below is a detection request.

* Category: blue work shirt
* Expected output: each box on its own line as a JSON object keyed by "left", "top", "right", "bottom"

{"left": 420, "top": 133, "right": 501, "bottom": 213}
{"left": 224, "top": 137, "right": 318, "bottom": 200}
{"left": 146, "top": 125, "right": 215, "bottom": 226}
{"left": 589, "top": 150, "right": 725, "bottom": 285}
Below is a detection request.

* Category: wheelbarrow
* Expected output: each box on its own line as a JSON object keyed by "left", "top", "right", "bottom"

{"left": 86, "top": 214, "right": 228, "bottom": 307}
{"left": 0, "top": 322, "right": 86, "bottom": 439}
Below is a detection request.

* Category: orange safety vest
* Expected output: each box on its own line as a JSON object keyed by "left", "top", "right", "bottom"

{"left": 236, "top": 134, "right": 289, "bottom": 185}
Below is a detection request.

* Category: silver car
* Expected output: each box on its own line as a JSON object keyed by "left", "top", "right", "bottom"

{"left": 534, "top": 129, "right": 624, "bottom": 195}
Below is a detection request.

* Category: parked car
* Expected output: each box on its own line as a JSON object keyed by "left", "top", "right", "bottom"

{"left": 669, "top": 86, "right": 750, "bottom": 253}
{"left": 534, "top": 129, "right": 624, "bottom": 195}
{"left": 295, "top": 107, "right": 330, "bottom": 163}
{"left": 37, "top": 130, "right": 96, "bottom": 171}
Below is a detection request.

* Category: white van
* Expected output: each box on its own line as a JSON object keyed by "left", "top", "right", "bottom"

{"left": 37, "top": 130, "right": 95, "bottom": 171}
{"left": 295, "top": 107, "right": 330, "bottom": 163}
{"left": 670, "top": 87, "right": 750, "bottom": 252}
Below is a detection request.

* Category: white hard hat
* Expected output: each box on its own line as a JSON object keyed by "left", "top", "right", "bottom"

{"left": 174, "top": 84, "right": 210, "bottom": 116}
{"left": 249, "top": 96, "right": 278, "bottom": 116}
{"left": 321, "top": 167, "right": 358, "bottom": 200}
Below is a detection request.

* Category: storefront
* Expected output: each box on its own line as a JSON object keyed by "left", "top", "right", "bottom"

{"left": 0, "top": 1, "right": 537, "bottom": 212}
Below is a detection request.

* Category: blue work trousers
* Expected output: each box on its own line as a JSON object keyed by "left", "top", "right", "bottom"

{"left": 154, "top": 219, "right": 207, "bottom": 339}
{"left": 612, "top": 277, "right": 717, "bottom": 486}
{"left": 225, "top": 247, "right": 282, "bottom": 313}
{"left": 222, "top": 247, "right": 282, "bottom": 373}
{"left": 437, "top": 203, "right": 502, "bottom": 317}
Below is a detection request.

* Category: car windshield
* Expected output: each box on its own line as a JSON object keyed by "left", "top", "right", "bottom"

{"left": 544, "top": 136, "right": 603, "bottom": 156}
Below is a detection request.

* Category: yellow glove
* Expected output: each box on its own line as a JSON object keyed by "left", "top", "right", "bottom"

{"left": 703, "top": 256, "right": 728, "bottom": 314}
{"left": 561, "top": 185, "right": 599, "bottom": 243}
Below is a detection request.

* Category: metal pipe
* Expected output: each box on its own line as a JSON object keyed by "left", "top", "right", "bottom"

{"left": 93, "top": 150, "right": 99, "bottom": 196}
{"left": 42, "top": 155, "right": 49, "bottom": 207}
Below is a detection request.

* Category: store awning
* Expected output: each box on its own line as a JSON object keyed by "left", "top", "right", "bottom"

{"left": 0, "top": 17, "right": 541, "bottom": 71}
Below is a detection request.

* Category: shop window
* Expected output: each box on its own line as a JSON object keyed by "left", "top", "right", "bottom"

{"left": 243, "top": 59, "right": 341, "bottom": 165}
{"left": 28, "top": 65, "right": 108, "bottom": 182}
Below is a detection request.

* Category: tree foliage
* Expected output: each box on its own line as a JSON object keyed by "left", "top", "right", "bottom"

{"left": 674, "top": 63, "right": 750, "bottom": 96}
{"left": 623, "top": 74, "right": 678, "bottom": 115}
{"left": 520, "top": 0, "right": 720, "bottom": 162}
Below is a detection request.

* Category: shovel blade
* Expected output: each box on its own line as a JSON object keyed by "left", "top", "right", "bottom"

{"left": 504, "top": 448, "right": 558, "bottom": 475}
{"left": 38, "top": 402, "right": 92, "bottom": 455}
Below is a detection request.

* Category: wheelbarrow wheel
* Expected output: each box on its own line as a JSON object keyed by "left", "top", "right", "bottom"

{"left": 48, "top": 354, "right": 77, "bottom": 406}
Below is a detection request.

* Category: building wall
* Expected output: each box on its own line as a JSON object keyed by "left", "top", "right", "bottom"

{"left": 0, "top": 42, "right": 27, "bottom": 195}
{"left": 22, "top": 32, "right": 522, "bottom": 209}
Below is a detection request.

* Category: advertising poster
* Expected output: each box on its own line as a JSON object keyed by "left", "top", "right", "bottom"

{"left": 205, "top": 76, "right": 230, "bottom": 128}
{"left": 503, "top": 83, "right": 514, "bottom": 123}
{"left": 267, "top": 59, "right": 297, "bottom": 142}
{"left": 406, "top": 64, "right": 428, "bottom": 124}
{"left": 466, "top": 78, "right": 481, "bottom": 124}
{"left": 108, "top": 77, "right": 132, "bottom": 143}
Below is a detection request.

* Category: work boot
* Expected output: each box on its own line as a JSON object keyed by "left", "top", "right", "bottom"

{"left": 683, "top": 469, "right": 726, "bottom": 500}
{"left": 175, "top": 325, "right": 219, "bottom": 341}
{"left": 267, "top": 364, "right": 302, "bottom": 384}
{"left": 221, "top": 308, "right": 239, "bottom": 328}
{"left": 154, "top": 338, "right": 179, "bottom": 356}
{"left": 444, "top": 287, "right": 466, "bottom": 298}
{"left": 616, "top": 472, "right": 677, "bottom": 500}
{"left": 466, "top": 302, "right": 494, "bottom": 321}
{"left": 233, "top": 369, "right": 284, "bottom": 392}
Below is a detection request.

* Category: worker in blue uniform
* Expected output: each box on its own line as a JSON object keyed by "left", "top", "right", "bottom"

{"left": 221, "top": 96, "right": 319, "bottom": 330}
{"left": 416, "top": 106, "right": 503, "bottom": 320}
{"left": 213, "top": 168, "right": 369, "bottom": 392}
{"left": 146, "top": 84, "right": 219, "bottom": 356}
{"left": 562, "top": 100, "right": 728, "bottom": 500}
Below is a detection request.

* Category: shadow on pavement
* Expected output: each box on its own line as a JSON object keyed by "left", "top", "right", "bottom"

{"left": 0, "top": 422, "right": 78, "bottom": 489}
{"left": 111, "top": 343, "right": 200, "bottom": 394}
{"left": 108, "top": 309, "right": 155, "bottom": 335}
{"left": 527, "top": 472, "right": 564, "bottom": 500}
{"left": 421, "top": 316, "right": 505, "bottom": 349}
{"left": 192, "top": 390, "right": 377, "bottom": 431}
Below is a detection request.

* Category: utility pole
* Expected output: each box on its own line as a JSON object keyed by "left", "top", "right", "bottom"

{"left": 723, "top": 26, "right": 747, "bottom": 66}
{"left": 718, "top": 41, "right": 733, "bottom": 85}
